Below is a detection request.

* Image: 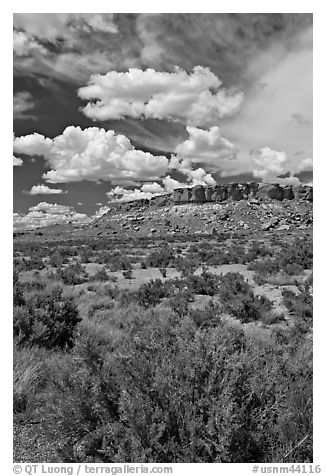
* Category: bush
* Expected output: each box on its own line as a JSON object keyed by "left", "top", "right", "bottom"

{"left": 56, "top": 263, "right": 88, "bottom": 285}
{"left": 159, "top": 267, "right": 167, "bottom": 278}
{"left": 136, "top": 279, "right": 171, "bottom": 308}
{"left": 282, "top": 283, "right": 312, "bottom": 334}
{"left": 145, "top": 247, "right": 176, "bottom": 268}
{"left": 190, "top": 301, "right": 222, "bottom": 328}
{"left": 14, "top": 287, "right": 81, "bottom": 350}
{"left": 218, "top": 273, "right": 273, "bottom": 323}
{"left": 92, "top": 267, "right": 109, "bottom": 282}
{"left": 40, "top": 306, "right": 312, "bottom": 463}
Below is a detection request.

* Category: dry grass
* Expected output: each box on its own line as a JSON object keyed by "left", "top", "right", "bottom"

{"left": 13, "top": 345, "right": 46, "bottom": 415}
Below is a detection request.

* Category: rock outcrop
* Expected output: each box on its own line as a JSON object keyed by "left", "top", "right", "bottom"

{"left": 172, "top": 182, "right": 312, "bottom": 204}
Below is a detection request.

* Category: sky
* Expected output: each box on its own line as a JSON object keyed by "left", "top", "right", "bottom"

{"left": 13, "top": 13, "right": 313, "bottom": 230}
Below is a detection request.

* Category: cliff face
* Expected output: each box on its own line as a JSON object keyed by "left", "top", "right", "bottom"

{"left": 172, "top": 182, "right": 313, "bottom": 204}
{"left": 101, "top": 181, "right": 312, "bottom": 220}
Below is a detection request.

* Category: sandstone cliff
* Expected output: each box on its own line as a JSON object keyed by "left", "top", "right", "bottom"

{"left": 172, "top": 182, "right": 312, "bottom": 204}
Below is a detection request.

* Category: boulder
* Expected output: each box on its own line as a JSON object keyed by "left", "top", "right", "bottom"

{"left": 248, "top": 182, "right": 259, "bottom": 198}
{"left": 261, "top": 217, "right": 279, "bottom": 231}
{"left": 150, "top": 194, "right": 171, "bottom": 207}
{"left": 277, "top": 224, "right": 291, "bottom": 231}
{"left": 239, "top": 183, "right": 251, "bottom": 200}
{"left": 293, "top": 185, "right": 313, "bottom": 201}
{"left": 256, "top": 183, "right": 283, "bottom": 201}
{"left": 212, "top": 185, "right": 228, "bottom": 202}
{"left": 228, "top": 183, "right": 243, "bottom": 201}
{"left": 173, "top": 187, "right": 191, "bottom": 203}
{"left": 306, "top": 186, "right": 313, "bottom": 201}
{"left": 205, "top": 186, "right": 215, "bottom": 201}
{"left": 283, "top": 186, "right": 294, "bottom": 200}
{"left": 190, "top": 185, "right": 206, "bottom": 203}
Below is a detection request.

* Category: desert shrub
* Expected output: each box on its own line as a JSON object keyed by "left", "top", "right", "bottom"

{"left": 14, "top": 286, "right": 81, "bottom": 350}
{"left": 88, "top": 297, "right": 115, "bottom": 319}
{"left": 282, "top": 262, "right": 304, "bottom": 276}
{"left": 136, "top": 279, "right": 172, "bottom": 308}
{"left": 15, "top": 256, "right": 45, "bottom": 272}
{"left": 56, "top": 263, "right": 88, "bottom": 285}
{"left": 13, "top": 271, "right": 25, "bottom": 306}
{"left": 279, "top": 238, "right": 312, "bottom": 271}
{"left": 218, "top": 273, "right": 273, "bottom": 323}
{"left": 218, "top": 272, "right": 251, "bottom": 301}
{"left": 159, "top": 267, "right": 167, "bottom": 278}
{"left": 247, "top": 259, "right": 280, "bottom": 275}
{"left": 248, "top": 241, "right": 273, "bottom": 258}
{"left": 122, "top": 269, "right": 133, "bottom": 279}
{"left": 92, "top": 267, "right": 109, "bottom": 282}
{"left": 167, "top": 289, "right": 193, "bottom": 317}
{"left": 190, "top": 301, "right": 223, "bottom": 328}
{"left": 49, "top": 252, "right": 65, "bottom": 268}
{"left": 175, "top": 257, "right": 197, "bottom": 277}
{"left": 40, "top": 306, "right": 312, "bottom": 463}
{"left": 109, "top": 252, "right": 132, "bottom": 271}
{"left": 282, "top": 283, "right": 312, "bottom": 334}
{"left": 145, "top": 247, "right": 176, "bottom": 268}
{"left": 185, "top": 270, "right": 220, "bottom": 296}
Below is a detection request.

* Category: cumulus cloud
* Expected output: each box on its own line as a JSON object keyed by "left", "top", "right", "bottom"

{"left": 13, "top": 202, "right": 89, "bottom": 231}
{"left": 106, "top": 186, "right": 157, "bottom": 202}
{"left": 296, "top": 157, "right": 313, "bottom": 172}
{"left": 140, "top": 182, "right": 165, "bottom": 194}
{"left": 14, "top": 133, "right": 52, "bottom": 156}
{"left": 13, "top": 126, "right": 169, "bottom": 184}
{"left": 253, "top": 147, "right": 312, "bottom": 185}
{"left": 13, "top": 155, "right": 23, "bottom": 167}
{"left": 181, "top": 167, "right": 216, "bottom": 186}
{"left": 13, "top": 91, "right": 35, "bottom": 120}
{"left": 162, "top": 176, "right": 188, "bottom": 192}
{"left": 78, "top": 66, "right": 243, "bottom": 127}
{"left": 253, "top": 147, "right": 288, "bottom": 183}
{"left": 26, "top": 185, "right": 66, "bottom": 195}
{"left": 174, "top": 126, "right": 237, "bottom": 171}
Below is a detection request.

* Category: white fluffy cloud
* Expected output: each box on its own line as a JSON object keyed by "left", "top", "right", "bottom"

{"left": 181, "top": 167, "right": 216, "bottom": 186}
{"left": 253, "top": 147, "right": 288, "bottom": 183}
{"left": 107, "top": 186, "right": 157, "bottom": 202}
{"left": 296, "top": 157, "right": 313, "bottom": 173}
{"left": 13, "top": 155, "right": 23, "bottom": 167}
{"left": 13, "top": 126, "right": 169, "bottom": 184}
{"left": 13, "top": 202, "right": 89, "bottom": 231}
{"left": 174, "top": 126, "right": 237, "bottom": 171}
{"left": 140, "top": 182, "right": 165, "bottom": 194}
{"left": 26, "top": 185, "right": 66, "bottom": 195}
{"left": 162, "top": 176, "right": 189, "bottom": 192}
{"left": 253, "top": 147, "right": 312, "bottom": 185}
{"left": 14, "top": 133, "right": 52, "bottom": 156}
{"left": 78, "top": 66, "right": 243, "bottom": 127}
